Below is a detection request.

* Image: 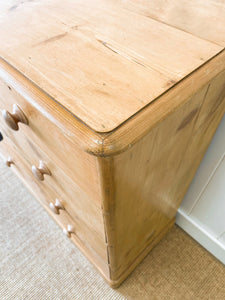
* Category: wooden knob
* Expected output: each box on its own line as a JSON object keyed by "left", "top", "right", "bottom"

{"left": 32, "top": 161, "right": 51, "bottom": 181}
{"left": 2, "top": 104, "right": 28, "bottom": 131}
{"left": 63, "top": 225, "right": 74, "bottom": 237}
{"left": 5, "top": 157, "right": 14, "bottom": 167}
{"left": 49, "top": 199, "right": 65, "bottom": 214}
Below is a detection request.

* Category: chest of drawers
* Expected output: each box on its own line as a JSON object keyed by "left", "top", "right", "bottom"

{"left": 0, "top": 0, "right": 225, "bottom": 288}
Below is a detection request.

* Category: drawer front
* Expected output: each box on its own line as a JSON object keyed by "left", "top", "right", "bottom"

{"left": 0, "top": 76, "right": 101, "bottom": 207}
{"left": 0, "top": 123, "right": 105, "bottom": 241}
{"left": 0, "top": 135, "right": 108, "bottom": 275}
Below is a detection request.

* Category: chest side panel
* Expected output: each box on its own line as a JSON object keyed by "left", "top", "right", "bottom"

{"left": 106, "top": 70, "right": 225, "bottom": 282}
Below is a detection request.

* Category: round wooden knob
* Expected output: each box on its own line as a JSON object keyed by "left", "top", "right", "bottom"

{"left": 2, "top": 104, "right": 28, "bottom": 131}
{"left": 49, "top": 199, "right": 65, "bottom": 214}
{"left": 63, "top": 225, "right": 74, "bottom": 238}
{"left": 32, "top": 161, "right": 51, "bottom": 181}
{"left": 5, "top": 157, "right": 14, "bottom": 167}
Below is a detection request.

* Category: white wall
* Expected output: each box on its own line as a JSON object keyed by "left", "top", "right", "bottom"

{"left": 176, "top": 114, "right": 225, "bottom": 264}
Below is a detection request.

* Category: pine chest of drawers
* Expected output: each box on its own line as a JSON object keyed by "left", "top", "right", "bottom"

{"left": 0, "top": 0, "right": 225, "bottom": 288}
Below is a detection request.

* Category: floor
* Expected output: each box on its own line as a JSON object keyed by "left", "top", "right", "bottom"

{"left": 0, "top": 159, "right": 225, "bottom": 300}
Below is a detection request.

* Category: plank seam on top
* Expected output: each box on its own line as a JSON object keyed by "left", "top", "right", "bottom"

{"left": 0, "top": 1, "right": 223, "bottom": 133}
{"left": 123, "top": 7, "right": 224, "bottom": 48}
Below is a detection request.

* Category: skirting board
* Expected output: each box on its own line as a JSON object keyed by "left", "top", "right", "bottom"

{"left": 176, "top": 209, "right": 225, "bottom": 265}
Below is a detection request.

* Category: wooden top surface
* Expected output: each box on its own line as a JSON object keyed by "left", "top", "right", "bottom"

{"left": 0, "top": 0, "right": 224, "bottom": 133}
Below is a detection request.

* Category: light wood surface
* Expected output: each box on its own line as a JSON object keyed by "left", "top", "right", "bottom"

{"left": 0, "top": 134, "right": 109, "bottom": 278}
{"left": 0, "top": 69, "right": 102, "bottom": 206}
{"left": 122, "top": 0, "right": 225, "bottom": 46}
{"left": 0, "top": 0, "right": 222, "bottom": 132}
{"left": 0, "top": 118, "right": 105, "bottom": 242}
{"left": 102, "top": 50, "right": 225, "bottom": 156}
{"left": 101, "top": 70, "right": 225, "bottom": 283}
{"left": 2, "top": 104, "right": 28, "bottom": 131}
{"left": 32, "top": 161, "right": 51, "bottom": 181}
{"left": 0, "top": 0, "right": 225, "bottom": 288}
{"left": 0, "top": 50, "right": 224, "bottom": 157}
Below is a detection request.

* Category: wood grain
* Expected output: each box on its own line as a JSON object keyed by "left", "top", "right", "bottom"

{"left": 0, "top": 118, "right": 105, "bottom": 242}
{"left": 122, "top": 0, "right": 225, "bottom": 46}
{"left": 0, "top": 0, "right": 224, "bottom": 288}
{"left": 103, "top": 84, "right": 209, "bottom": 280}
{"left": 0, "top": 0, "right": 222, "bottom": 132}
{"left": 0, "top": 50, "right": 224, "bottom": 158}
{"left": 0, "top": 134, "right": 109, "bottom": 279}
{"left": 98, "top": 70, "right": 225, "bottom": 285}
{"left": 0, "top": 68, "right": 103, "bottom": 206}
{"left": 102, "top": 50, "right": 225, "bottom": 156}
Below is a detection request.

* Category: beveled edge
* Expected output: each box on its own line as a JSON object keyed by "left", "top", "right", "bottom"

{"left": 0, "top": 49, "right": 225, "bottom": 158}
{"left": 101, "top": 49, "right": 225, "bottom": 157}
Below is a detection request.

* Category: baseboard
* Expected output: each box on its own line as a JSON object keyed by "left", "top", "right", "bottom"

{"left": 176, "top": 209, "right": 225, "bottom": 265}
